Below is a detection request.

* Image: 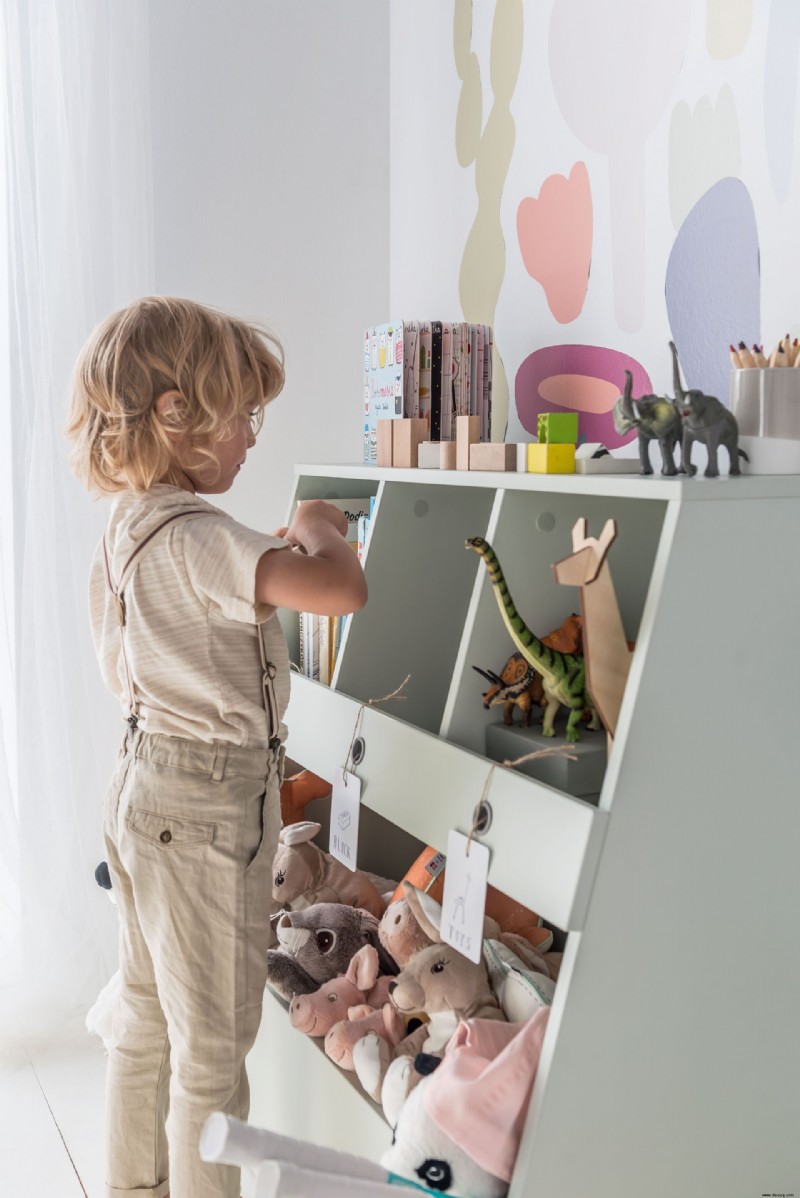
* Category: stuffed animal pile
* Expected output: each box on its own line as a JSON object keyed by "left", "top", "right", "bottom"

{"left": 262, "top": 819, "right": 563, "bottom": 1196}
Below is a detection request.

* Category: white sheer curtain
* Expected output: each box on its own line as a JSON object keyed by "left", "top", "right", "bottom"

{"left": 1, "top": 0, "right": 155, "bottom": 1049}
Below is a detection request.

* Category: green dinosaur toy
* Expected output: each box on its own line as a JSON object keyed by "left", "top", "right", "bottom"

{"left": 466, "top": 537, "right": 599, "bottom": 743}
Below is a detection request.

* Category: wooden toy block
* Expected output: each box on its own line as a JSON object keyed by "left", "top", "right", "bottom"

{"left": 376, "top": 419, "right": 394, "bottom": 467}
{"left": 527, "top": 442, "right": 576, "bottom": 473}
{"left": 469, "top": 442, "right": 517, "bottom": 472}
{"left": 417, "top": 441, "right": 442, "bottom": 469}
{"left": 439, "top": 440, "right": 457, "bottom": 470}
{"left": 516, "top": 443, "right": 530, "bottom": 472}
{"left": 537, "top": 412, "right": 579, "bottom": 444}
{"left": 456, "top": 415, "right": 481, "bottom": 470}
{"left": 392, "top": 417, "right": 427, "bottom": 468}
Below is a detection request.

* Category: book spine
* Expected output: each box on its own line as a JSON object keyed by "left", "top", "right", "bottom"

{"left": 418, "top": 321, "right": 432, "bottom": 435}
{"left": 430, "top": 320, "right": 443, "bottom": 441}
{"left": 318, "top": 614, "right": 331, "bottom": 686}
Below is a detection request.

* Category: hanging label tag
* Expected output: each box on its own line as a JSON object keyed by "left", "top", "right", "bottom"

{"left": 329, "top": 767, "right": 361, "bottom": 871}
{"left": 440, "top": 830, "right": 490, "bottom": 964}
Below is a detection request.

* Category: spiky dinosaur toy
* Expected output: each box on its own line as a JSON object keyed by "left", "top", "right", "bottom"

{"left": 466, "top": 538, "right": 599, "bottom": 743}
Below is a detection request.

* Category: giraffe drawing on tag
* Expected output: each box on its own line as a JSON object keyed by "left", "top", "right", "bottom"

{"left": 452, "top": 872, "right": 471, "bottom": 925}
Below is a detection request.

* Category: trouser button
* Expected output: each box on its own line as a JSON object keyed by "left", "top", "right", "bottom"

{"left": 160, "top": 830, "right": 172, "bottom": 844}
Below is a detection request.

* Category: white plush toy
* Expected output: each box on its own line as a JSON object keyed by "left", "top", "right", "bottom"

{"left": 200, "top": 1009, "right": 551, "bottom": 1198}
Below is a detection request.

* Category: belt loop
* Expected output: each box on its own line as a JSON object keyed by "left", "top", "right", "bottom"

{"left": 210, "top": 744, "right": 226, "bottom": 782}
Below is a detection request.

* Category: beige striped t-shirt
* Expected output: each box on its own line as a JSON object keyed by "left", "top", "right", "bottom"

{"left": 89, "top": 485, "right": 291, "bottom": 748}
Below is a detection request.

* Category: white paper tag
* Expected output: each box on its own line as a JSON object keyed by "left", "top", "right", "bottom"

{"left": 329, "top": 767, "right": 361, "bottom": 871}
{"left": 440, "top": 830, "right": 490, "bottom": 964}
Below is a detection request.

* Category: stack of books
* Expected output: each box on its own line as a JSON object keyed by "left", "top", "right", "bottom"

{"left": 363, "top": 321, "right": 493, "bottom": 464}
{"left": 297, "top": 497, "right": 374, "bottom": 684}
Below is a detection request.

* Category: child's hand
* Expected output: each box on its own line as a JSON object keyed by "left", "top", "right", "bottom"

{"left": 287, "top": 500, "right": 349, "bottom": 550}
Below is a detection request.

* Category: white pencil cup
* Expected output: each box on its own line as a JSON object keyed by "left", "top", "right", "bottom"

{"left": 730, "top": 368, "right": 800, "bottom": 440}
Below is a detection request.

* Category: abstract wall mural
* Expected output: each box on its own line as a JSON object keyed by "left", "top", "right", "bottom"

{"left": 764, "top": 0, "right": 800, "bottom": 203}
{"left": 548, "top": 0, "right": 692, "bottom": 333}
{"left": 516, "top": 345, "right": 649, "bottom": 448}
{"left": 389, "top": 0, "right": 800, "bottom": 449}
{"left": 665, "top": 177, "right": 761, "bottom": 405}
{"left": 517, "top": 162, "right": 592, "bottom": 323}
{"left": 454, "top": 0, "right": 523, "bottom": 439}
{"left": 668, "top": 88, "right": 741, "bottom": 231}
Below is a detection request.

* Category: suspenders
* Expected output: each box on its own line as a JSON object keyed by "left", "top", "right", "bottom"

{"left": 101, "top": 509, "right": 282, "bottom": 749}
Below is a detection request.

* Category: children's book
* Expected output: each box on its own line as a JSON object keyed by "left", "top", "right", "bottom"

{"left": 482, "top": 324, "right": 493, "bottom": 441}
{"left": 403, "top": 321, "right": 420, "bottom": 418}
{"left": 318, "top": 615, "right": 331, "bottom": 685}
{"left": 418, "top": 321, "right": 432, "bottom": 434}
{"left": 475, "top": 325, "right": 485, "bottom": 436}
{"left": 440, "top": 322, "right": 454, "bottom": 440}
{"left": 297, "top": 497, "right": 371, "bottom": 543}
{"left": 363, "top": 321, "right": 404, "bottom": 464}
{"left": 468, "top": 324, "right": 479, "bottom": 418}
{"left": 430, "top": 320, "right": 443, "bottom": 441}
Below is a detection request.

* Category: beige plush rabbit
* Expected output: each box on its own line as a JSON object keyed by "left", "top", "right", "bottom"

{"left": 272, "top": 821, "right": 385, "bottom": 918}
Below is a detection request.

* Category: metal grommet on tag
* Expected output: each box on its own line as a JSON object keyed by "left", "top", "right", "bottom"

{"left": 471, "top": 798, "right": 493, "bottom": 835}
{"left": 351, "top": 736, "right": 366, "bottom": 766}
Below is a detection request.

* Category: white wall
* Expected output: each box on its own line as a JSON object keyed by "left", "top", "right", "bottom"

{"left": 148, "top": 0, "right": 390, "bottom": 528}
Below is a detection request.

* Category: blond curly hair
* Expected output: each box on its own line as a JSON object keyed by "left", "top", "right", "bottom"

{"left": 66, "top": 296, "right": 285, "bottom": 493}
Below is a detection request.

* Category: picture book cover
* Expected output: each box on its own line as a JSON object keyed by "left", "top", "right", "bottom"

{"left": 482, "top": 324, "right": 493, "bottom": 441}
{"left": 363, "top": 321, "right": 404, "bottom": 464}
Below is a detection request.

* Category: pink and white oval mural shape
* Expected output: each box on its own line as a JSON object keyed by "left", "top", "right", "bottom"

{"left": 516, "top": 345, "right": 651, "bottom": 448}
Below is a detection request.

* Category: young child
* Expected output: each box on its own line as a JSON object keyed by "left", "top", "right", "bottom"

{"left": 66, "top": 296, "right": 367, "bottom": 1198}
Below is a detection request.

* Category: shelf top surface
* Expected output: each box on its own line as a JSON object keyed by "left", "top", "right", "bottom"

{"left": 295, "top": 461, "right": 800, "bottom": 502}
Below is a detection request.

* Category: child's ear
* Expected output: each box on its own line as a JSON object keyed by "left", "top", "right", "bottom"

{"left": 154, "top": 390, "right": 185, "bottom": 441}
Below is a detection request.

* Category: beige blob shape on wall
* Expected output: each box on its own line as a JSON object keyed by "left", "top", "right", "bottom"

{"left": 707, "top": 0, "right": 753, "bottom": 60}
{"left": 454, "top": 0, "right": 523, "bottom": 441}
{"left": 668, "top": 87, "right": 742, "bottom": 231}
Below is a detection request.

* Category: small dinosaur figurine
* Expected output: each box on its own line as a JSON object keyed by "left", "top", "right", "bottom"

{"left": 669, "top": 340, "right": 749, "bottom": 478}
{"left": 472, "top": 615, "right": 585, "bottom": 727}
{"left": 612, "top": 369, "right": 683, "bottom": 476}
{"left": 466, "top": 538, "right": 599, "bottom": 742}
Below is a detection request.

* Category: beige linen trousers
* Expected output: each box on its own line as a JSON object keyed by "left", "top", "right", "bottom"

{"left": 103, "top": 728, "right": 282, "bottom": 1198}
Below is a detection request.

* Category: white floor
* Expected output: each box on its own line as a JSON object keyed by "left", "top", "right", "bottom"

{"left": 1, "top": 1018, "right": 107, "bottom": 1198}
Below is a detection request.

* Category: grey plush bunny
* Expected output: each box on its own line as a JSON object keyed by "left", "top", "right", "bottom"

{"left": 266, "top": 902, "right": 398, "bottom": 1001}
{"left": 669, "top": 341, "right": 749, "bottom": 477}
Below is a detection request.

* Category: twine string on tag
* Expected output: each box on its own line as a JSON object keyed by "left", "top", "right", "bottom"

{"left": 465, "top": 743, "right": 578, "bottom": 855}
{"left": 343, "top": 674, "right": 412, "bottom": 784}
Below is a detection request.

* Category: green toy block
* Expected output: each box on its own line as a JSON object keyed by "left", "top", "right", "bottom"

{"left": 537, "top": 412, "right": 579, "bottom": 444}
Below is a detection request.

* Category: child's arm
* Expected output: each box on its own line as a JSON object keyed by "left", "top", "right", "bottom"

{"left": 256, "top": 500, "right": 368, "bottom": 617}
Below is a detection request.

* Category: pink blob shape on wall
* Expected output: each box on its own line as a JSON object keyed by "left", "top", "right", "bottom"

{"left": 516, "top": 345, "right": 652, "bottom": 447}
{"left": 517, "top": 162, "right": 593, "bottom": 323}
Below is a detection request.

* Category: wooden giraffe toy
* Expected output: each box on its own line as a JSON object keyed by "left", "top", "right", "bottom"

{"left": 466, "top": 537, "right": 599, "bottom": 742}
{"left": 551, "top": 518, "right": 633, "bottom": 740}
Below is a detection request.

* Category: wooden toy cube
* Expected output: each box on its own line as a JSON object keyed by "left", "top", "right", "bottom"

{"left": 392, "top": 418, "right": 427, "bottom": 468}
{"left": 527, "top": 442, "right": 576, "bottom": 474}
{"left": 456, "top": 415, "right": 481, "bottom": 470}
{"left": 469, "top": 442, "right": 517, "bottom": 472}
{"left": 417, "top": 441, "right": 442, "bottom": 469}
{"left": 377, "top": 419, "right": 394, "bottom": 467}
{"left": 439, "top": 440, "right": 457, "bottom": 470}
{"left": 537, "top": 412, "right": 579, "bottom": 444}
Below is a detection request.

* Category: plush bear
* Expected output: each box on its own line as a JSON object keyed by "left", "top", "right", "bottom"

{"left": 266, "top": 903, "right": 398, "bottom": 1002}
{"left": 272, "top": 821, "right": 385, "bottom": 918}
{"left": 288, "top": 944, "right": 393, "bottom": 1037}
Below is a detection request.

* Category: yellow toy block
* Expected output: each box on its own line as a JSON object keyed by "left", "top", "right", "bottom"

{"left": 527, "top": 442, "right": 576, "bottom": 474}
